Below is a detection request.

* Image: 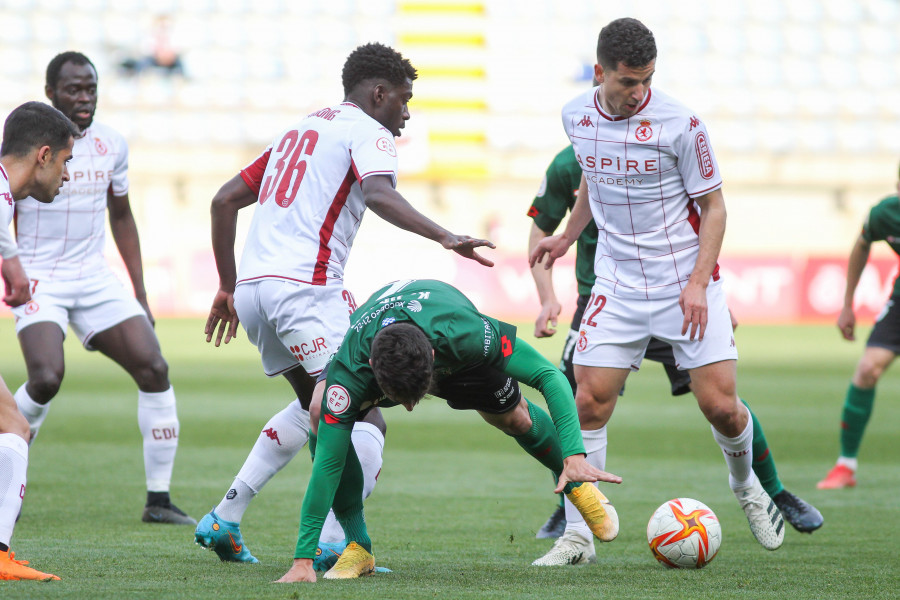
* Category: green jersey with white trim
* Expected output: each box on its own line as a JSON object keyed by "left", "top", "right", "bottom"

{"left": 322, "top": 279, "right": 518, "bottom": 427}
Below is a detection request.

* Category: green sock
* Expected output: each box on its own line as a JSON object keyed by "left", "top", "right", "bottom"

{"left": 742, "top": 399, "right": 783, "bottom": 497}
{"left": 333, "top": 441, "right": 372, "bottom": 553}
{"left": 512, "top": 400, "right": 565, "bottom": 483}
{"left": 840, "top": 383, "right": 875, "bottom": 458}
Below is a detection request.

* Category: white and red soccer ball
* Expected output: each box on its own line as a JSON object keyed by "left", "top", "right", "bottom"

{"left": 647, "top": 498, "right": 722, "bottom": 569}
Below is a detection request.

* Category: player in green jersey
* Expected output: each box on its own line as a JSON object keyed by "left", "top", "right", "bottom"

{"left": 528, "top": 146, "right": 822, "bottom": 562}
{"left": 275, "top": 279, "right": 623, "bottom": 583}
{"left": 819, "top": 166, "right": 900, "bottom": 489}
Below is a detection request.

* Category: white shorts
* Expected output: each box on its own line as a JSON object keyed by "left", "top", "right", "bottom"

{"left": 573, "top": 280, "right": 738, "bottom": 371}
{"left": 233, "top": 279, "right": 356, "bottom": 377}
{"left": 11, "top": 270, "right": 146, "bottom": 350}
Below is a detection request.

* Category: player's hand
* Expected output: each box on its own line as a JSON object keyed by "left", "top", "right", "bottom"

{"left": 1, "top": 256, "right": 31, "bottom": 307}
{"left": 443, "top": 235, "right": 495, "bottom": 267}
{"left": 136, "top": 294, "right": 156, "bottom": 327}
{"left": 529, "top": 233, "right": 571, "bottom": 270}
{"left": 555, "top": 454, "right": 622, "bottom": 493}
{"left": 205, "top": 289, "right": 239, "bottom": 346}
{"left": 275, "top": 558, "right": 317, "bottom": 583}
{"left": 679, "top": 282, "right": 708, "bottom": 341}
{"left": 535, "top": 299, "right": 562, "bottom": 338}
{"left": 837, "top": 305, "right": 856, "bottom": 341}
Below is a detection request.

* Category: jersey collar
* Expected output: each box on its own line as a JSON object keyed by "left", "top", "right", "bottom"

{"left": 593, "top": 87, "right": 652, "bottom": 122}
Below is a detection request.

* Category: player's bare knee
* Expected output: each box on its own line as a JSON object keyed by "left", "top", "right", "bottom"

{"left": 27, "top": 368, "right": 63, "bottom": 403}
{"left": 702, "top": 401, "right": 744, "bottom": 437}
{"left": 134, "top": 355, "right": 169, "bottom": 389}
{"left": 854, "top": 360, "right": 884, "bottom": 388}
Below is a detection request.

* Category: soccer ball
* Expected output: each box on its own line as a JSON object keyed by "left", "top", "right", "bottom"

{"left": 647, "top": 498, "right": 722, "bottom": 569}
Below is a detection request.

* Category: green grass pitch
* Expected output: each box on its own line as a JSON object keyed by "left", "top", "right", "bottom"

{"left": 0, "top": 319, "right": 897, "bottom": 599}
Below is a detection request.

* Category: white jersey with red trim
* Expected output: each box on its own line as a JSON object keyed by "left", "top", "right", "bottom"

{"left": 15, "top": 121, "right": 129, "bottom": 280}
{"left": 0, "top": 165, "right": 17, "bottom": 258}
{"left": 563, "top": 86, "right": 723, "bottom": 299}
{"left": 236, "top": 102, "right": 399, "bottom": 286}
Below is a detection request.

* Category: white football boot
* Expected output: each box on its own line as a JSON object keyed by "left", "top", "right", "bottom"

{"left": 733, "top": 476, "right": 785, "bottom": 550}
{"left": 531, "top": 530, "right": 596, "bottom": 566}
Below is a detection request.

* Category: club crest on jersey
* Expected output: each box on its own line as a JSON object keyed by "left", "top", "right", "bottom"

{"left": 376, "top": 137, "right": 397, "bottom": 157}
{"left": 381, "top": 317, "right": 396, "bottom": 327}
{"left": 24, "top": 300, "right": 39, "bottom": 315}
{"left": 94, "top": 137, "right": 107, "bottom": 155}
{"left": 407, "top": 300, "right": 423, "bottom": 312}
{"left": 576, "top": 330, "right": 588, "bottom": 352}
{"left": 635, "top": 120, "right": 653, "bottom": 142}
{"left": 326, "top": 385, "right": 351, "bottom": 415}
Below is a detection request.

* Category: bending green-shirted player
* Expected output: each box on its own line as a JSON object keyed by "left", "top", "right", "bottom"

{"left": 276, "top": 279, "right": 623, "bottom": 583}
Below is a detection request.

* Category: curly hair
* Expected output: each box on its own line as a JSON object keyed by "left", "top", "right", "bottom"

{"left": 342, "top": 42, "right": 418, "bottom": 96}
{"left": 1, "top": 101, "right": 78, "bottom": 158}
{"left": 596, "top": 18, "right": 657, "bottom": 71}
{"left": 369, "top": 322, "right": 433, "bottom": 407}
{"left": 46, "top": 51, "right": 96, "bottom": 89}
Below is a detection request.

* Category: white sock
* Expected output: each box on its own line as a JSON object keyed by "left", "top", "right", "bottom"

{"left": 14, "top": 385, "right": 50, "bottom": 443}
{"left": 319, "top": 421, "right": 385, "bottom": 544}
{"left": 216, "top": 400, "right": 309, "bottom": 523}
{"left": 0, "top": 433, "right": 28, "bottom": 548}
{"left": 137, "top": 387, "right": 179, "bottom": 493}
{"left": 710, "top": 406, "right": 755, "bottom": 489}
{"left": 563, "top": 427, "right": 607, "bottom": 539}
{"left": 837, "top": 456, "right": 858, "bottom": 471}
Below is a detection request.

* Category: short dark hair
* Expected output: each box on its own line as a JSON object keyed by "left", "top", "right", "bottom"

{"left": 341, "top": 42, "right": 417, "bottom": 96}
{"left": 46, "top": 51, "right": 96, "bottom": 89}
{"left": 596, "top": 18, "right": 657, "bottom": 71}
{"left": 370, "top": 322, "right": 434, "bottom": 406}
{"left": 1, "top": 101, "right": 78, "bottom": 158}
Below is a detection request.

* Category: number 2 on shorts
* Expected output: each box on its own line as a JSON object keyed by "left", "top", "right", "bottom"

{"left": 581, "top": 293, "right": 607, "bottom": 327}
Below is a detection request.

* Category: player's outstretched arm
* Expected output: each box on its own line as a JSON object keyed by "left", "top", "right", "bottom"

{"left": 205, "top": 175, "right": 257, "bottom": 345}
{"left": 1, "top": 255, "right": 31, "bottom": 307}
{"left": 108, "top": 191, "right": 155, "bottom": 325}
{"left": 528, "top": 223, "right": 561, "bottom": 337}
{"left": 529, "top": 175, "right": 591, "bottom": 270}
{"left": 361, "top": 175, "right": 495, "bottom": 266}
{"left": 838, "top": 234, "right": 871, "bottom": 341}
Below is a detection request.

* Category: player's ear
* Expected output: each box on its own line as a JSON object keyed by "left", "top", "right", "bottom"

{"left": 594, "top": 63, "right": 605, "bottom": 84}
{"left": 45, "top": 84, "right": 54, "bottom": 102}
{"left": 35, "top": 145, "right": 53, "bottom": 166}
{"left": 371, "top": 82, "right": 387, "bottom": 106}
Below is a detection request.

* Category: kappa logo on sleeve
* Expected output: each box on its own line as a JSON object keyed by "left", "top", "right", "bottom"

{"left": 376, "top": 137, "right": 397, "bottom": 157}
{"left": 326, "top": 385, "right": 351, "bottom": 415}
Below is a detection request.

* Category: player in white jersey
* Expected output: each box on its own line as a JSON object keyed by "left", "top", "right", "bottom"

{"left": 195, "top": 43, "right": 494, "bottom": 566}
{"left": 11, "top": 52, "right": 195, "bottom": 526}
{"left": 0, "top": 101, "right": 76, "bottom": 581}
{"left": 530, "top": 19, "right": 785, "bottom": 565}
